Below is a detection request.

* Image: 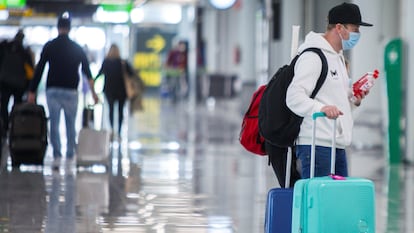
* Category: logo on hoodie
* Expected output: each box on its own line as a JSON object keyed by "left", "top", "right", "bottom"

{"left": 330, "top": 70, "right": 339, "bottom": 80}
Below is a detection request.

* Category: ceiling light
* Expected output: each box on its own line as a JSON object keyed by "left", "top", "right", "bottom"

{"left": 208, "top": 0, "right": 237, "bottom": 10}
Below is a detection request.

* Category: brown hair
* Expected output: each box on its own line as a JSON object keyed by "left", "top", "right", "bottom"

{"left": 327, "top": 24, "right": 337, "bottom": 31}
{"left": 106, "top": 44, "right": 121, "bottom": 59}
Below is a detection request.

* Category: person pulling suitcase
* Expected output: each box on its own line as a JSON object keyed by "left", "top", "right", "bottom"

{"left": 27, "top": 13, "right": 99, "bottom": 170}
{"left": 285, "top": 2, "right": 374, "bottom": 178}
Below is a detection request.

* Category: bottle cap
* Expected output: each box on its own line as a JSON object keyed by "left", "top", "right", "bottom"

{"left": 373, "top": 69, "right": 379, "bottom": 78}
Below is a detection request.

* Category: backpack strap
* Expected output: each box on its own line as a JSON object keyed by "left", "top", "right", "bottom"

{"left": 292, "top": 47, "right": 328, "bottom": 98}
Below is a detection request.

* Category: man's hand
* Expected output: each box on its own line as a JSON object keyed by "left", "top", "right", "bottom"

{"left": 27, "top": 92, "right": 36, "bottom": 103}
{"left": 320, "top": 105, "right": 343, "bottom": 119}
{"left": 352, "top": 90, "right": 369, "bottom": 106}
{"left": 92, "top": 91, "right": 99, "bottom": 104}
{"left": 88, "top": 79, "right": 99, "bottom": 104}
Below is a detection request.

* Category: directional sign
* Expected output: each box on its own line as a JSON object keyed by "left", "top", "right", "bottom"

{"left": 146, "top": 34, "right": 165, "bottom": 53}
{"left": 134, "top": 28, "right": 175, "bottom": 87}
{"left": 1, "top": 0, "right": 26, "bottom": 8}
{"left": 7, "top": 0, "right": 25, "bottom": 8}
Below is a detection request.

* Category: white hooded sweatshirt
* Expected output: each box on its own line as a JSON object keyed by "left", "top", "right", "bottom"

{"left": 286, "top": 31, "right": 353, "bottom": 149}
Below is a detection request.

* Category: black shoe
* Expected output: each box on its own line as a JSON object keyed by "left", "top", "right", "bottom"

{"left": 52, "top": 158, "right": 61, "bottom": 170}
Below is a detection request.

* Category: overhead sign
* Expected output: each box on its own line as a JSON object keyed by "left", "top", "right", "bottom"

{"left": 100, "top": 3, "right": 132, "bottom": 12}
{"left": 97, "top": 0, "right": 148, "bottom": 12}
{"left": 1, "top": 0, "right": 26, "bottom": 8}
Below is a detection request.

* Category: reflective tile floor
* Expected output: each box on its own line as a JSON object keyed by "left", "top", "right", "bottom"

{"left": 0, "top": 91, "right": 413, "bottom": 233}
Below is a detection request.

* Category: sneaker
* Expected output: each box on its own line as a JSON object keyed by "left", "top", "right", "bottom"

{"left": 52, "top": 158, "right": 61, "bottom": 170}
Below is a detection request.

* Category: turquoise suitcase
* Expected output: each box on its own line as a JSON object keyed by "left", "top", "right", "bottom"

{"left": 291, "top": 112, "right": 375, "bottom": 233}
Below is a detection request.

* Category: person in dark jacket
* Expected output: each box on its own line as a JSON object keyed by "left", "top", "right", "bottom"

{"left": 0, "top": 29, "right": 34, "bottom": 136}
{"left": 27, "top": 13, "right": 98, "bottom": 170}
{"left": 95, "top": 43, "right": 134, "bottom": 140}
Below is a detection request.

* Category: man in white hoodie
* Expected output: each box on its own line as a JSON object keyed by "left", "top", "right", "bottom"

{"left": 286, "top": 2, "right": 373, "bottom": 179}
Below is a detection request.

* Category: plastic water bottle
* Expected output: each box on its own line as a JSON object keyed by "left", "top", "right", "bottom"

{"left": 350, "top": 69, "right": 379, "bottom": 103}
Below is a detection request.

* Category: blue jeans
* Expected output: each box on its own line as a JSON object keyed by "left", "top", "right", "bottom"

{"left": 296, "top": 145, "right": 348, "bottom": 179}
{"left": 46, "top": 88, "right": 78, "bottom": 159}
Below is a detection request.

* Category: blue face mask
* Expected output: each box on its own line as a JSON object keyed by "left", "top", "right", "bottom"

{"left": 341, "top": 31, "right": 361, "bottom": 50}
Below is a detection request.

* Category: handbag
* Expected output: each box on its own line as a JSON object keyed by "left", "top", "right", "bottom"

{"left": 122, "top": 61, "right": 139, "bottom": 99}
{"left": 130, "top": 94, "right": 144, "bottom": 113}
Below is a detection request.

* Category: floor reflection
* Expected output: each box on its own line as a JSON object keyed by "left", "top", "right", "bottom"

{"left": 45, "top": 171, "right": 76, "bottom": 233}
{"left": 0, "top": 94, "right": 413, "bottom": 232}
{"left": 0, "top": 170, "right": 46, "bottom": 233}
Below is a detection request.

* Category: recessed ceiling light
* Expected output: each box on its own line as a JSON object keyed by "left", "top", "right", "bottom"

{"left": 208, "top": 0, "right": 237, "bottom": 10}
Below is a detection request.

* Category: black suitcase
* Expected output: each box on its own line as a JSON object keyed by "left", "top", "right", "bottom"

{"left": 8, "top": 103, "right": 48, "bottom": 168}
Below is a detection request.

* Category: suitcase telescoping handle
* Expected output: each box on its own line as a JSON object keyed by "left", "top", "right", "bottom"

{"left": 310, "top": 112, "right": 337, "bottom": 178}
{"left": 285, "top": 148, "right": 292, "bottom": 188}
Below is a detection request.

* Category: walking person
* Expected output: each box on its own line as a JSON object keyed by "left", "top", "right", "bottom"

{"left": 164, "top": 40, "right": 188, "bottom": 102}
{"left": 285, "top": 2, "right": 373, "bottom": 179}
{"left": 0, "top": 29, "right": 34, "bottom": 137}
{"left": 27, "top": 13, "right": 98, "bottom": 170}
{"left": 95, "top": 43, "right": 134, "bottom": 141}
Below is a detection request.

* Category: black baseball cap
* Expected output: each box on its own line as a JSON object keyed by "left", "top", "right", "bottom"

{"left": 57, "top": 12, "right": 71, "bottom": 29}
{"left": 328, "top": 2, "right": 373, "bottom": 27}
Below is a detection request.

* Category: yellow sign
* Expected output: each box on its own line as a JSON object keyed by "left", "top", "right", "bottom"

{"left": 134, "top": 33, "right": 170, "bottom": 87}
{"left": 146, "top": 34, "right": 165, "bottom": 53}
{"left": 133, "top": 52, "right": 162, "bottom": 86}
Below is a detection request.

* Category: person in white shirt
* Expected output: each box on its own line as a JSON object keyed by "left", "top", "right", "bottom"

{"left": 286, "top": 2, "right": 373, "bottom": 179}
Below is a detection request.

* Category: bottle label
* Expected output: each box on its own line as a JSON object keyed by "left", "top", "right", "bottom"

{"left": 360, "top": 81, "right": 374, "bottom": 91}
{"left": 351, "top": 70, "right": 379, "bottom": 103}
{"left": 353, "top": 76, "right": 369, "bottom": 95}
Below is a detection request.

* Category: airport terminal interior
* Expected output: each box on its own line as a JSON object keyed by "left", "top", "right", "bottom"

{"left": 0, "top": 89, "right": 412, "bottom": 233}
{"left": 1, "top": 0, "right": 414, "bottom": 232}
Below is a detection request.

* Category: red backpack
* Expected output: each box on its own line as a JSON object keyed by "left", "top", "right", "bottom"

{"left": 239, "top": 85, "right": 267, "bottom": 155}
{"left": 239, "top": 48, "right": 327, "bottom": 156}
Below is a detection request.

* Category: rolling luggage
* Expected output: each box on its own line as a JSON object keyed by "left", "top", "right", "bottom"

{"left": 264, "top": 150, "right": 294, "bottom": 233}
{"left": 291, "top": 112, "right": 375, "bottom": 233}
{"left": 77, "top": 105, "right": 110, "bottom": 168}
{"left": 8, "top": 103, "right": 48, "bottom": 167}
